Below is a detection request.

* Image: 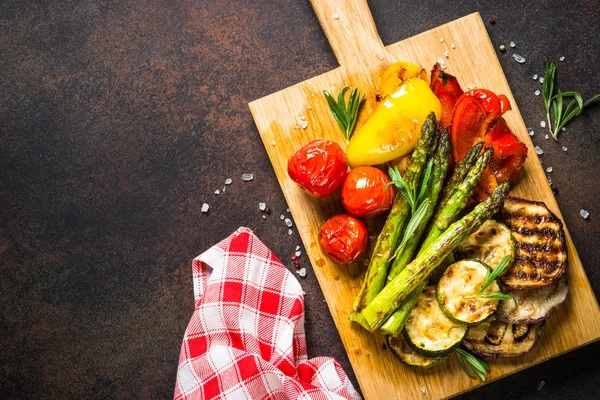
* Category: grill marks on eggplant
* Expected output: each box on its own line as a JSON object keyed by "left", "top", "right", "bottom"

{"left": 497, "top": 197, "right": 567, "bottom": 289}
{"left": 464, "top": 317, "right": 544, "bottom": 358}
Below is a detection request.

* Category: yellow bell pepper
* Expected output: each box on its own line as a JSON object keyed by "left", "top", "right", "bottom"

{"left": 346, "top": 62, "right": 441, "bottom": 167}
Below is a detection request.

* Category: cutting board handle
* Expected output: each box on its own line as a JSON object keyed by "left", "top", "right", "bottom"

{"left": 310, "top": 0, "right": 386, "bottom": 72}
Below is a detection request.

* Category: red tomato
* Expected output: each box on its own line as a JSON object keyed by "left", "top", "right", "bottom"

{"left": 341, "top": 166, "right": 394, "bottom": 218}
{"left": 287, "top": 140, "right": 348, "bottom": 198}
{"left": 319, "top": 215, "right": 368, "bottom": 264}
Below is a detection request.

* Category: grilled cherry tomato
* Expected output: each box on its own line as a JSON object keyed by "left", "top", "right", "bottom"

{"left": 287, "top": 140, "right": 348, "bottom": 198}
{"left": 319, "top": 214, "right": 368, "bottom": 264}
{"left": 341, "top": 166, "right": 394, "bottom": 218}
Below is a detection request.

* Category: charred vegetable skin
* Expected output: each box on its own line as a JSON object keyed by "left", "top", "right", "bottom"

{"left": 464, "top": 317, "right": 544, "bottom": 358}
{"left": 496, "top": 196, "right": 568, "bottom": 289}
{"left": 430, "top": 64, "right": 464, "bottom": 132}
{"left": 362, "top": 181, "right": 511, "bottom": 331}
{"left": 350, "top": 114, "right": 438, "bottom": 324}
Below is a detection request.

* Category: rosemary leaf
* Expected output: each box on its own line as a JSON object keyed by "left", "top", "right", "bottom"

{"left": 456, "top": 348, "right": 489, "bottom": 381}
{"left": 323, "top": 86, "right": 365, "bottom": 142}
{"left": 477, "top": 255, "right": 511, "bottom": 295}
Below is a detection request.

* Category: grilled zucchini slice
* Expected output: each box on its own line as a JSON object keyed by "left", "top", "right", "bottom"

{"left": 496, "top": 196, "right": 567, "bottom": 289}
{"left": 436, "top": 260, "right": 501, "bottom": 325}
{"left": 403, "top": 286, "right": 467, "bottom": 356}
{"left": 463, "top": 317, "right": 544, "bottom": 358}
{"left": 387, "top": 334, "right": 449, "bottom": 370}
{"left": 496, "top": 276, "right": 569, "bottom": 324}
{"left": 455, "top": 220, "right": 516, "bottom": 268}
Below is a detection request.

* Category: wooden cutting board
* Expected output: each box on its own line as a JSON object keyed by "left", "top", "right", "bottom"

{"left": 249, "top": 1, "right": 600, "bottom": 398}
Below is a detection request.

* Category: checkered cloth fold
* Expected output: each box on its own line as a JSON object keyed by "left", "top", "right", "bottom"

{"left": 174, "top": 227, "right": 360, "bottom": 400}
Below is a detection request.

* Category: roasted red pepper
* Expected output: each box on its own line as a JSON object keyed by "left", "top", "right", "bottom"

{"left": 430, "top": 64, "right": 463, "bottom": 132}
{"left": 451, "top": 89, "right": 527, "bottom": 200}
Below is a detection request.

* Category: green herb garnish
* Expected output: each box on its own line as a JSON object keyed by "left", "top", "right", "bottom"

{"left": 387, "top": 159, "right": 434, "bottom": 212}
{"left": 542, "top": 59, "right": 600, "bottom": 140}
{"left": 465, "top": 255, "right": 515, "bottom": 303}
{"left": 323, "top": 86, "right": 365, "bottom": 142}
{"left": 455, "top": 348, "right": 490, "bottom": 381}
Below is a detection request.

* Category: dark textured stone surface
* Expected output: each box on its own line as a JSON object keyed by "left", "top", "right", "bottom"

{"left": 1, "top": 0, "right": 598, "bottom": 398}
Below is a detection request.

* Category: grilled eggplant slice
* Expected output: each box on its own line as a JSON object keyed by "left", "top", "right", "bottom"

{"left": 403, "top": 286, "right": 467, "bottom": 356}
{"left": 497, "top": 276, "right": 569, "bottom": 324}
{"left": 436, "top": 260, "right": 501, "bottom": 325}
{"left": 455, "top": 220, "right": 516, "bottom": 268}
{"left": 388, "top": 334, "right": 449, "bottom": 369}
{"left": 496, "top": 196, "right": 567, "bottom": 289}
{"left": 463, "top": 317, "right": 544, "bottom": 358}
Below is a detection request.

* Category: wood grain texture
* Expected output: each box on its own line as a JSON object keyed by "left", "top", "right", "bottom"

{"left": 249, "top": 2, "right": 600, "bottom": 399}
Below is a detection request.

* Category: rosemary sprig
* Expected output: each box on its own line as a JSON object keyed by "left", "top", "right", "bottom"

{"left": 390, "top": 198, "right": 430, "bottom": 261}
{"left": 464, "top": 255, "right": 515, "bottom": 303}
{"left": 455, "top": 348, "right": 490, "bottom": 381}
{"left": 323, "top": 86, "right": 365, "bottom": 142}
{"left": 387, "top": 159, "right": 434, "bottom": 212}
{"left": 542, "top": 59, "right": 600, "bottom": 140}
{"left": 477, "top": 255, "right": 512, "bottom": 295}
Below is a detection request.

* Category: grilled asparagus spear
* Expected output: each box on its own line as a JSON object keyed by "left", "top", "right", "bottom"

{"left": 387, "top": 131, "right": 451, "bottom": 282}
{"left": 350, "top": 113, "right": 438, "bottom": 327}
{"left": 361, "top": 181, "right": 511, "bottom": 331}
{"left": 420, "top": 146, "right": 493, "bottom": 251}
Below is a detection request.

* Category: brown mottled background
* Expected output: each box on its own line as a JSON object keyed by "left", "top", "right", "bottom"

{"left": 1, "top": 0, "right": 599, "bottom": 398}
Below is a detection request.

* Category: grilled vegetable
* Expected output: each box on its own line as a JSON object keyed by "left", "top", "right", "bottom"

{"left": 497, "top": 277, "right": 569, "bottom": 324}
{"left": 463, "top": 317, "right": 544, "bottom": 358}
{"left": 420, "top": 146, "right": 493, "bottom": 251}
{"left": 388, "top": 333, "right": 449, "bottom": 369}
{"left": 455, "top": 220, "right": 516, "bottom": 268}
{"left": 496, "top": 196, "right": 568, "bottom": 289}
{"left": 403, "top": 286, "right": 467, "bottom": 356}
{"left": 361, "top": 181, "right": 511, "bottom": 331}
{"left": 350, "top": 115, "right": 437, "bottom": 326}
{"left": 436, "top": 260, "right": 502, "bottom": 325}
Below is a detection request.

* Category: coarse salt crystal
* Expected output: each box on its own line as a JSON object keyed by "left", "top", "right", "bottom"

{"left": 562, "top": 127, "right": 566, "bottom": 132}
{"left": 467, "top": 84, "right": 476, "bottom": 90}
{"left": 259, "top": 202, "right": 266, "bottom": 211}
{"left": 214, "top": 189, "right": 220, "bottom": 195}
{"left": 545, "top": 135, "right": 549, "bottom": 140}
{"left": 201, "top": 203, "right": 210, "bottom": 213}
{"left": 262, "top": 215, "right": 266, "bottom": 219}
{"left": 333, "top": 13, "right": 339, "bottom": 20}
{"left": 440, "top": 37, "right": 444, "bottom": 42}
{"left": 547, "top": 176, "right": 552, "bottom": 185}
{"left": 535, "top": 89, "right": 540, "bottom": 96}
{"left": 225, "top": 178, "right": 232, "bottom": 185}
{"left": 271, "top": 140, "right": 276, "bottom": 146}
{"left": 421, "top": 386, "right": 426, "bottom": 394}
{"left": 286, "top": 208, "right": 290, "bottom": 212}
{"left": 222, "top": 186, "right": 226, "bottom": 192}
{"left": 537, "top": 380, "right": 546, "bottom": 391}
{"left": 560, "top": 56, "right": 565, "bottom": 61}
{"left": 288, "top": 229, "right": 293, "bottom": 235}
{"left": 437, "top": 58, "right": 446, "bottom": 69}
{"left": 299, "top": 120, "right": 308, "bottom": 129}
{"left": 285, "top": 218, "right": 293, "bottom": 227}
{"left": 296, "top": 245, "right": 300, "bottom": 251}
{"left": 451, "top": 43, "right": 456, "bottom": 49}
{"left": 529, "top": 130, "right": 535, "bottom": 137}
{"left": 533, "top": 74, "right": 538, "bottom": 80}
{"left": 512, "top": 54, "right": 526, "bottom": 63}
{"left": 546, "top": 166, "right": 553, "bottom": 173}
{"left": 280, "top": 215, "right": 285, "bottom": 220}
{"left": 539, "top": 77, "right": 544, "bottom": 83}
{"left": 580, "top": 209, "right": 590, "bottom": 219}
{"left": 242, "top": 173, "right": 254, "bottom": 181}
{"left": 563, "top": 146, "right": 568, "bottom": 151}
{"left": 540, "top": 121, "right": 546, "bottom": 128}
{"left": 296, "top": 267, "right": 307, "bottom": 277}
{"left": 295, "top": 250, "right": 301, "bottom": 257}
{"left": 510, "top": 41, "right": 516, "bottom": 48}
{"left": 535, "top": 146, "right": 544, "bottom": 155}
{"left": 444, "top": 51, "right": 449, "bottom": 58}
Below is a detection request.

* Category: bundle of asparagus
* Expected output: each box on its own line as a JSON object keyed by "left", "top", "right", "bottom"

{"left": 350, "top": 112, "right": 511, "bottom": 334}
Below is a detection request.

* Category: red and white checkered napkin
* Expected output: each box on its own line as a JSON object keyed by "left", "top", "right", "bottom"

{"left": 174, "top": 227, "right": 361, "bottom": 400}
